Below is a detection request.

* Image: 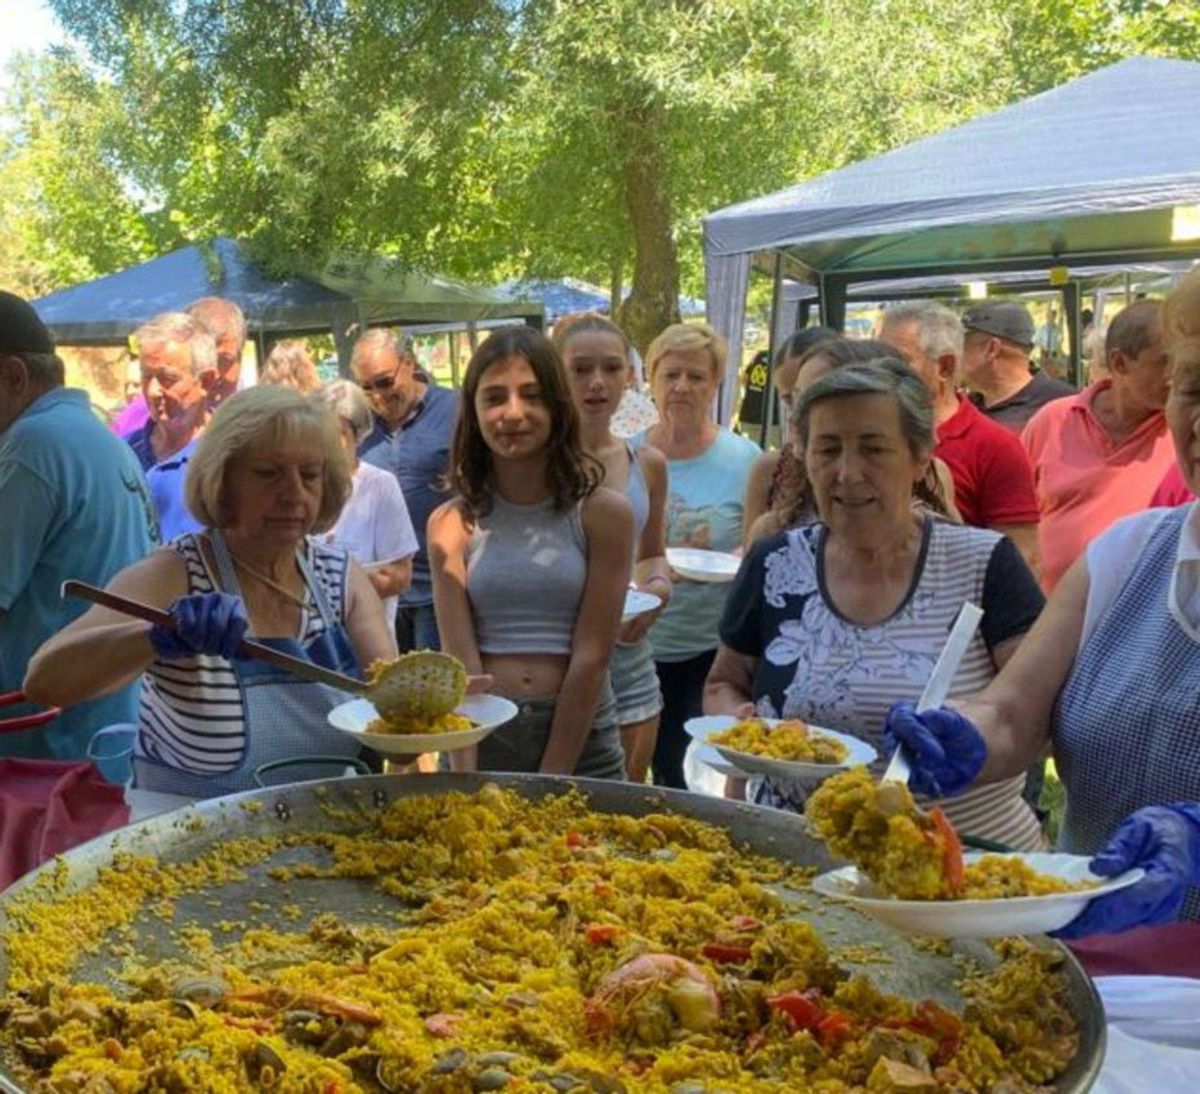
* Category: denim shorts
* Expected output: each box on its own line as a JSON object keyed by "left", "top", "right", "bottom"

{"left": 477, "top": 682, "right": 625, "bottom": 780}
{"left": 610, "top": 638, "right": 663, "bottom": 726}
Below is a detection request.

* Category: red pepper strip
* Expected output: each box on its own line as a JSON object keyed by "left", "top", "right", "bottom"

{"left": 585, "top": 923, "right": 620, "bottom": 945}
{"left": 766, "top": 990, "right": 823, "bottom": 1031}
{"left": 935, "top": 1035, "right": 961, "bottom": 1067}
{"left": 728, "top": 915, "right": 763, "bottom": 932}
{"left": 914, "top": 999, "right": 963, "bottom": 1040}
{"left": 322, "top": 1083, "right": 342, "bottom": 1094}
{"left": 929, "top": 807, "right": 965, "bottom": 894}
{"left": 566, "top": 830, "right": 586, "bottom": 849}
{"left": 702, "top": 941, "right": 752, "bottom": 964}
{"left": 816, "top": 1011, "right": 854, "bottom": 1049}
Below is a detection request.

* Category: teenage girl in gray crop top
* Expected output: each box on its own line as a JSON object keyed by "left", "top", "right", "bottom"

{"left": 428, "top": 326, "right": 634, "bottom": 778}
{"left": 556, "top": 314, "right": 672, "bottom": 783}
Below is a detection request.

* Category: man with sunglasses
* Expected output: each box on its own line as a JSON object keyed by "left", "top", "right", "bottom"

{"left": 354, "top": 327, "right": 457, "bottom": 652}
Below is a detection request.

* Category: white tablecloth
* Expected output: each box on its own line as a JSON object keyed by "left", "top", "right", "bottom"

{"left": 1094, "top": 977, "right": 1200, "bottom": 1090}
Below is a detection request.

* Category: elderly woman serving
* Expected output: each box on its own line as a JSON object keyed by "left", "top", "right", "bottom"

{"left": 24, "top": 386, "right": 396, "bottom": 797}
{"left": 705, "top": 359, "right": 1046, "bottom": 848}
{"left": 886, "top": 269, "right": 1200, "bottom": 933}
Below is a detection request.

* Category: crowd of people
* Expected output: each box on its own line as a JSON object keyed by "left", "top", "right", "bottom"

{"left": 1, "top": 266, "right": 1199, "bottom": 936}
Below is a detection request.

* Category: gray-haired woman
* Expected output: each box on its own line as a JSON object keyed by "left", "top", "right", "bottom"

{"left": 704, "top": 359, "right": 1047, "bottom": 848}
{"left": 314, "top": 380, "right": 418, "bottom": 629}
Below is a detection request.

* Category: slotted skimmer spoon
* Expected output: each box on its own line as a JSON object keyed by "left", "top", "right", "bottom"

{"left": 879, "top": 601, "right": 985, "bottom": 790}
{"left": 62, "top": 580, "right": 467, "bottom": 722}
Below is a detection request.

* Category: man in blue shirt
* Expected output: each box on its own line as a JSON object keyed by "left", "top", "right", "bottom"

{"left": 353, "top": 328, "right": 458, "bottom": 651}
{"left": 122, "top": 312, "right": 217, "bottom": 541}
{"left": 0, "top": 291, "right": 156, "bottom": 759}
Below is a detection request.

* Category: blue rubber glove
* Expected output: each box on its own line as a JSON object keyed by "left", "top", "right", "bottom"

{"left": 1054, "top": 804, "right": 1200, "bottom": 939}
{"left": 882, "top": 700, "right": 987, "bottom": 798}
{"left": 149, "top": 593, "right": 249, "bottom": 661}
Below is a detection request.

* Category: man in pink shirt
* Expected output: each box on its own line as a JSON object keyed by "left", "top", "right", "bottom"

{"left": 1022, "top": 300, "right": 1175, "bottom": 591}
{"left": 881, "top": 301, "right": 1040, "bottom": 571}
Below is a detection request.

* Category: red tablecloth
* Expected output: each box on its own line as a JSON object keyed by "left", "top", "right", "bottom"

{"left": 1066, "top": 924, "right": 1200, "bottom": 979}
{"left": 0, "top": 759, "right": 129, "bottom": 890}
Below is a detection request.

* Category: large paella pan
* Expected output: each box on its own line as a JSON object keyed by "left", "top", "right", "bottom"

{"left": 0, "top": 774, "right": 1104, "bottom": 1092}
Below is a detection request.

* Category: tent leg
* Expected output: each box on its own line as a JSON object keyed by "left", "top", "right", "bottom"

{"left": 1063, "top": 281, "right": 1082, "bottom": 389}
{"left": 449, "top": 331, "right": 461, "bottom": 388}
{"left": 759, "top": 254, "right": 784, "bottom": 449}
{"left": 818, "top": 275, "right": 848, "bottom": 331}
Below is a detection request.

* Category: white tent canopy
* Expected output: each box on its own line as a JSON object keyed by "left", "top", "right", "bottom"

{"left": 703, "top": 56, "right": 1200, "bottom": 419}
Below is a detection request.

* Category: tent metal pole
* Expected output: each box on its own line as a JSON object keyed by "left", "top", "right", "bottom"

{"left": 448, "top": 331, "right": 461, "bottom": 389}
{"left": 759, "top": 253, "right": 784, "bottom": 449}
{"left": 1063, "top": 281, "right": 1082, "bottom": 388}
{"left": 818, "top": 275, "right": 848, "bottom": 331}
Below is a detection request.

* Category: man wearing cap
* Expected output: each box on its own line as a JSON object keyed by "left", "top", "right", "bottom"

{"left": 961, "top": 301, "right": 1074, "bottom": 433}
{"left": 0, "top": 291, "right": 156, "bottom": 760}
{"left": 1022, "top": 300, "right": 1175, "bottom": 592}
{"left": 880, "top": 301, "right": 1041, "bottom": 572}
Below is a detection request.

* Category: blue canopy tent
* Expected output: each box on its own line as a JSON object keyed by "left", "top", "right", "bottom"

{"left": 703, "top": 56, "right": 1200, "bottom": 420}
{"left": 33, "top": 238, "right": 542, "bottom": 367}
{"left": 496, "top": 278, "right": 610, "bottom": 321}
{"left": 498, "top": 278, "right": 707, "bottom": 323}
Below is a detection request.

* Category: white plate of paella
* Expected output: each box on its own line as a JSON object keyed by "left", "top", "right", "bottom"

{"left": 811, "top": 852, "right": 1145, "bottom": 939}
{"left": 684, "top": 715, "right": 877, "bottom": 780}
{"left": 328, "top": 693, "right": 519, "bottom": 756}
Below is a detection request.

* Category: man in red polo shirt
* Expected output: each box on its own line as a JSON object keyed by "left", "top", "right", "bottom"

{"left": 1022, "top": 300, "right": 1175, "bottom": 592}
{"left": 881, "top": 301, "right": 1040, "bottom": 572}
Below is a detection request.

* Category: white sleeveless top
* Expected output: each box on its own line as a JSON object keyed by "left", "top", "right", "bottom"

{"left": 136, "top": 534, "right": 349, "bottom": 773}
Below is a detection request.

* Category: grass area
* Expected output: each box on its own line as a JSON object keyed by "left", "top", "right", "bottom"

{"left": 1039, "top": 758, "right": 1066, "bottom": 845}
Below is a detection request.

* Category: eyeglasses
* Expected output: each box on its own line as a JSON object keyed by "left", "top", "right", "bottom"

{"left": 358, "top": 362, "right": 403, "bottom": 395}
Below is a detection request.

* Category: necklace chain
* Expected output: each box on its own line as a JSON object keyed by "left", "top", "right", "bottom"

{"left": 229, "top": 552, "right": 308, "bottom": 610}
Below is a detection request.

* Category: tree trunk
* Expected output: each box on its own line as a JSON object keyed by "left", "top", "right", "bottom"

{"left": 617, "top": 109, "right": 680, "bottom": 356}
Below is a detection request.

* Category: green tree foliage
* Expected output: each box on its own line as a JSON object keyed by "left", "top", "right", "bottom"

{"left": 5, "top": 0, "right": 1198, "bottom": 346}
{"left": 0, "top": 52, "right": 168, "bottom": 294}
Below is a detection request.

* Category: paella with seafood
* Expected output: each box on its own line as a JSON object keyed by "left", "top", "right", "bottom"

{"left": 806, "top": 768, "right": 1094, "bottom": 901}
{"left": 0, "top": 783, "right": 1083, "bottom": 1093}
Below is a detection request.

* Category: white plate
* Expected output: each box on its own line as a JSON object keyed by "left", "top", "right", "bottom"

{"left": 810, "top": 852, "right": 1146, "bottom": 939}
{"left": 684, "top": 715, "right": 877, "bottom": 779}
{"left": 666, "top": 547, "right": 740, "bottom": 583}
{"left": 622, "top": 588, "right": 662, "bottom": 622}
{"left": 685, "top": 738, "right": 742, "bottom": 779}
{"left": 327, "top": 693, "right": 519, "bottom": 757}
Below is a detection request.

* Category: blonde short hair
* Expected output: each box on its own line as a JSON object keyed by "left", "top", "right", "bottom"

{"left": 261, "top": 339, "right": 321, "bottom": 394}
{"left": 185, "top": 386, "right": 351, "bottom": 534}
{"left": 645, "top": 322, "right": 728, "bottom": 384}
{"left": 1164, "top": 269, "right": 1200, "bottom": 373}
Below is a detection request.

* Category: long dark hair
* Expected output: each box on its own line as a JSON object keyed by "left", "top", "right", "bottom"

{"left": 448, "top": 325, "right": 601, "bottom": 517}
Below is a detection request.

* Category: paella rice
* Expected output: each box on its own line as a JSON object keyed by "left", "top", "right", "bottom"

{"left": 710, "top": 719, "right": 849, "bottom": 765}
{"left": 0, "top": 784, "right": 1080, "bottom": 1092}
{"left": 806, "top": 769, "right": 1093, "bottom": 902}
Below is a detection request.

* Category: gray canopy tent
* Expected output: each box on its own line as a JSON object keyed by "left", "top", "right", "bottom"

{"left": 33, "top": 238, "right": 542, "bottom": 368}
{"left": 703, "top": 56, "right": 1200, "bottom": 420}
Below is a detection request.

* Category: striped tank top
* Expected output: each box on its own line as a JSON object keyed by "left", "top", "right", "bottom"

{"left": 136, "top": 533, "right": 350, "bottom": 774}
{"left": 750, "top": 519, "right": 1044, "bottom": 850}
